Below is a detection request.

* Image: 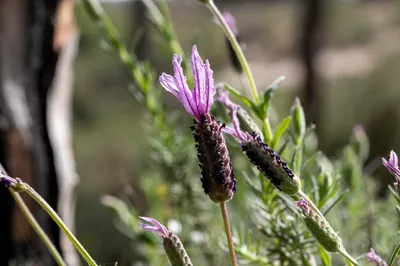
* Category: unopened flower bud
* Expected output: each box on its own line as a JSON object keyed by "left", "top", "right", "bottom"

{"left": 291, "top": 98, "right": 306, "bottom": 145}
{"left": 191, "top": 114, "right": 236, "bottom": 203}
{"left": 296, "top": 198, "right": 343, "bottom": 252}
{"left": 140, "top": 217, "right": 193, "bottom": 266}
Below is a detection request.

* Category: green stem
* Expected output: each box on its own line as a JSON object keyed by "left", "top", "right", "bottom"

{"left": 10, "top": 191, "right": 66, "bottom": 266}
{"left": 338, "top": 247, "right": 359, "bottom": 266}
{"left": 220, "top": 201, "right": 238, "bottom": 266}
{"left": 24, "top": 184, "right": 98, "bottom": 266}
{"left": 207, "top": 0, "right": 260, "bottom": 104}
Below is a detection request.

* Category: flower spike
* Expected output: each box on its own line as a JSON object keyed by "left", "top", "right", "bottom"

{"left": 160, "top": 45, "right": 235, "bottom": 203}
{"left": 221, "top": 98, "right": 300, "bottom": 195}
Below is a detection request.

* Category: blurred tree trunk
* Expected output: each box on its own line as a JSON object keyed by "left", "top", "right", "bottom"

{"left": 0, "top": 0, "right": 79, "bottom": 265}
{"left": 299, "top": 0, "right": 326, "bottom": 126}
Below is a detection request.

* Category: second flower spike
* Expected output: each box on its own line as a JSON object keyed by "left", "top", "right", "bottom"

{"left": 159, "top": 45, "right": 236, "bottom": 203}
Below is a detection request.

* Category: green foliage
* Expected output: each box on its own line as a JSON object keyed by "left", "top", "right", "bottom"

{"left": 77, "top": 0, "right": 400, "bottom": 265}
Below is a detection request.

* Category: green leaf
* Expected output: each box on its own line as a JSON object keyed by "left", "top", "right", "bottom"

{"left": 223, "top": 83, "right": 254, "bottom": 108}
{"left": 319, "top": 244, "right": 332, "bottom": 266}
{"left": 389, "top": 185, "right": 400, "bottom": 204}
{"left": 261, "top": 76, "right": 285, "bottom": 117}
{"left": 322, "top": 190, "right": 349, "bottom": 215}
{"left": 271, "top": 116, "right": 292, "bottom": 150}
{"left": 388, "top": 243, "right": 400, "bottom": 266}
{"left": 301, "top": 151, "right": 322, "bottom": 175}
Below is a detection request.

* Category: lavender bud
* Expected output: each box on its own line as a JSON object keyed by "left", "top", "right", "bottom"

{"left": 140, "top": 217, "right": 193, "bottom": 266}
{"left": 241, "top": 133, "right": 300, "bottom": 195}
{"left": 297, "top": 198, "right": 343, "bottom": 252}
{"left": 291, "top": 98, "right": 306, "bottom": 145}
{"left": 191, "top": 114, "right": 236, "bottom": 203}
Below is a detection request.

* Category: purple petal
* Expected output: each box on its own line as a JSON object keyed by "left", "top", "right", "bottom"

{"left": 191, "top": 45, "right": 205, "bottom": 111}
{"left": 139, "top": 216, "right": 169, "bottom": 237}
{"left": 231, "top": 107, "right": 248, "bottom": 142}
{"left": 159, "top": 73, "right": 179, "bottom": 98}
{"left": 389, "top": 150, "right": 398, "bottom": 166}
{"left": 216, "top": 91, "right": 236, "bottom": 111}
{"left": 191, "top": 45, "right": 215, "bottom": 116}
{"left": 204, "top": 59, "right": 215, "bottom": 114}
{"left": 296, "top": 197, "right": 310, "bottom": 215}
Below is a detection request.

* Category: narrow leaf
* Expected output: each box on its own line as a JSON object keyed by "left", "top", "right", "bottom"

{"left": 322, "top": 190, "right": 349, "bottom": 215}
{"left": 388, "top": 243, "right": 400, "bottom": 266}
{"left": 271, "top": 116, "right": 292, "bottom": 150}
{"left": 389, "top": 185, "right": 400, "bottom": 204}
{"left": 319, "top": 244, "right": 332, "bottom": 266}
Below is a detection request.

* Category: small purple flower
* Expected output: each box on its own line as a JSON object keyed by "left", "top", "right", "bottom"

{"left": 139, "top": 216, "right": 169, "bottom": 238}
{"left": 213, "top": 11, "right": 238, "bottom": 36}
{"left": 140, "top": 216, "right": 193, "bottom": 266}
{"left": 159, "top": 45, "right": 215, "bottom": 122}
{"left": 296, "top": 197, "right": 310, "bottom": 215}
{"left": 366, "top": 248, "right": 387, "bottom": 266}
{"left": 382, "top": 150, "right": 400, "bottom": 189}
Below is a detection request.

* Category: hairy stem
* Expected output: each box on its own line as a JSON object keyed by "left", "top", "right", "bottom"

{"left": 10, "top": 191, "right": 67, "bottom": 266}
{"left": 338, "top": 247, "right": 359, "bottom": 266}
{"left": 220, "top": 201, "right": 238, "bottom": 266}
{"left": 207, "top": 0, "right": 259, "bottom": 104}
{"left": 23, "top": 184, "right": 98, "bottom": 266}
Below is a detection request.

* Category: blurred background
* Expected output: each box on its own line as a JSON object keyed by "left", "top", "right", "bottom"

{"left": 1, "top": 0, "right": 400, "bottom": 265}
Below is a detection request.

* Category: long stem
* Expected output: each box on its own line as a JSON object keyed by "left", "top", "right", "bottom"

{"left": 10, "top": 191, "right": 67, "bottom": 266}
{"left": 220, "top": 201, "right": 238, "bottom": 266}
{"left": 207, "top": 0, "right": 260, "bottom": 104}
{"left": 24, "top": 184, "right": 98, "bottom": 266}
{"left": 338, "top": 247, "right": 359, "bottom": 266}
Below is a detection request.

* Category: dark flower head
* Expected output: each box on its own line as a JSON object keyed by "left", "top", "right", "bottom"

{"left": 159, "top": 45, "right": 215, "bottom": 122}
{"left": 366, "top": 248, "right": 387, "bottom": 266}
{"left": 382, "top": 150, "right": 400, "bottom": 189}
{"left": 221, "top": 100, "right": 300, "bottom": 195}
{"left": 160, "top": 46, "right": 235, "bottom": 203}
{"left": 140, "top": 216, "right": 193, "bottom": 266}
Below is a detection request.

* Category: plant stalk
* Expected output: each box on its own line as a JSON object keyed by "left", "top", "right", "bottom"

{"left": 10, "top": 190, "right": 67, "bottom": 266}
{"left": 338, "top": 247, "right": 359, "bottom": 266}
{"left": 220, "top": 201, "right": 238, "bottom": 266}
{"left": 23, "top": 183, "right": 98, "bottom": 266}
{"left": 207, "top": 0, "right": 259, "bottom": 104}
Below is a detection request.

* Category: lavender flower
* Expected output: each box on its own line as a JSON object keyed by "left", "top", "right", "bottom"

{"left": 366, "top": 248, "right": 387, "bottom": 266}
{"left": 159, "top": 45, "right": 236, "bottom": 203}
{"left": 140, "top": 217, "right": 193, "bottom": 266}
{"left": 382, "top": 150, "right": 400, "bottom": 189}
{"left": 220, "top": 97, "right": 300, "bottom": 195}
